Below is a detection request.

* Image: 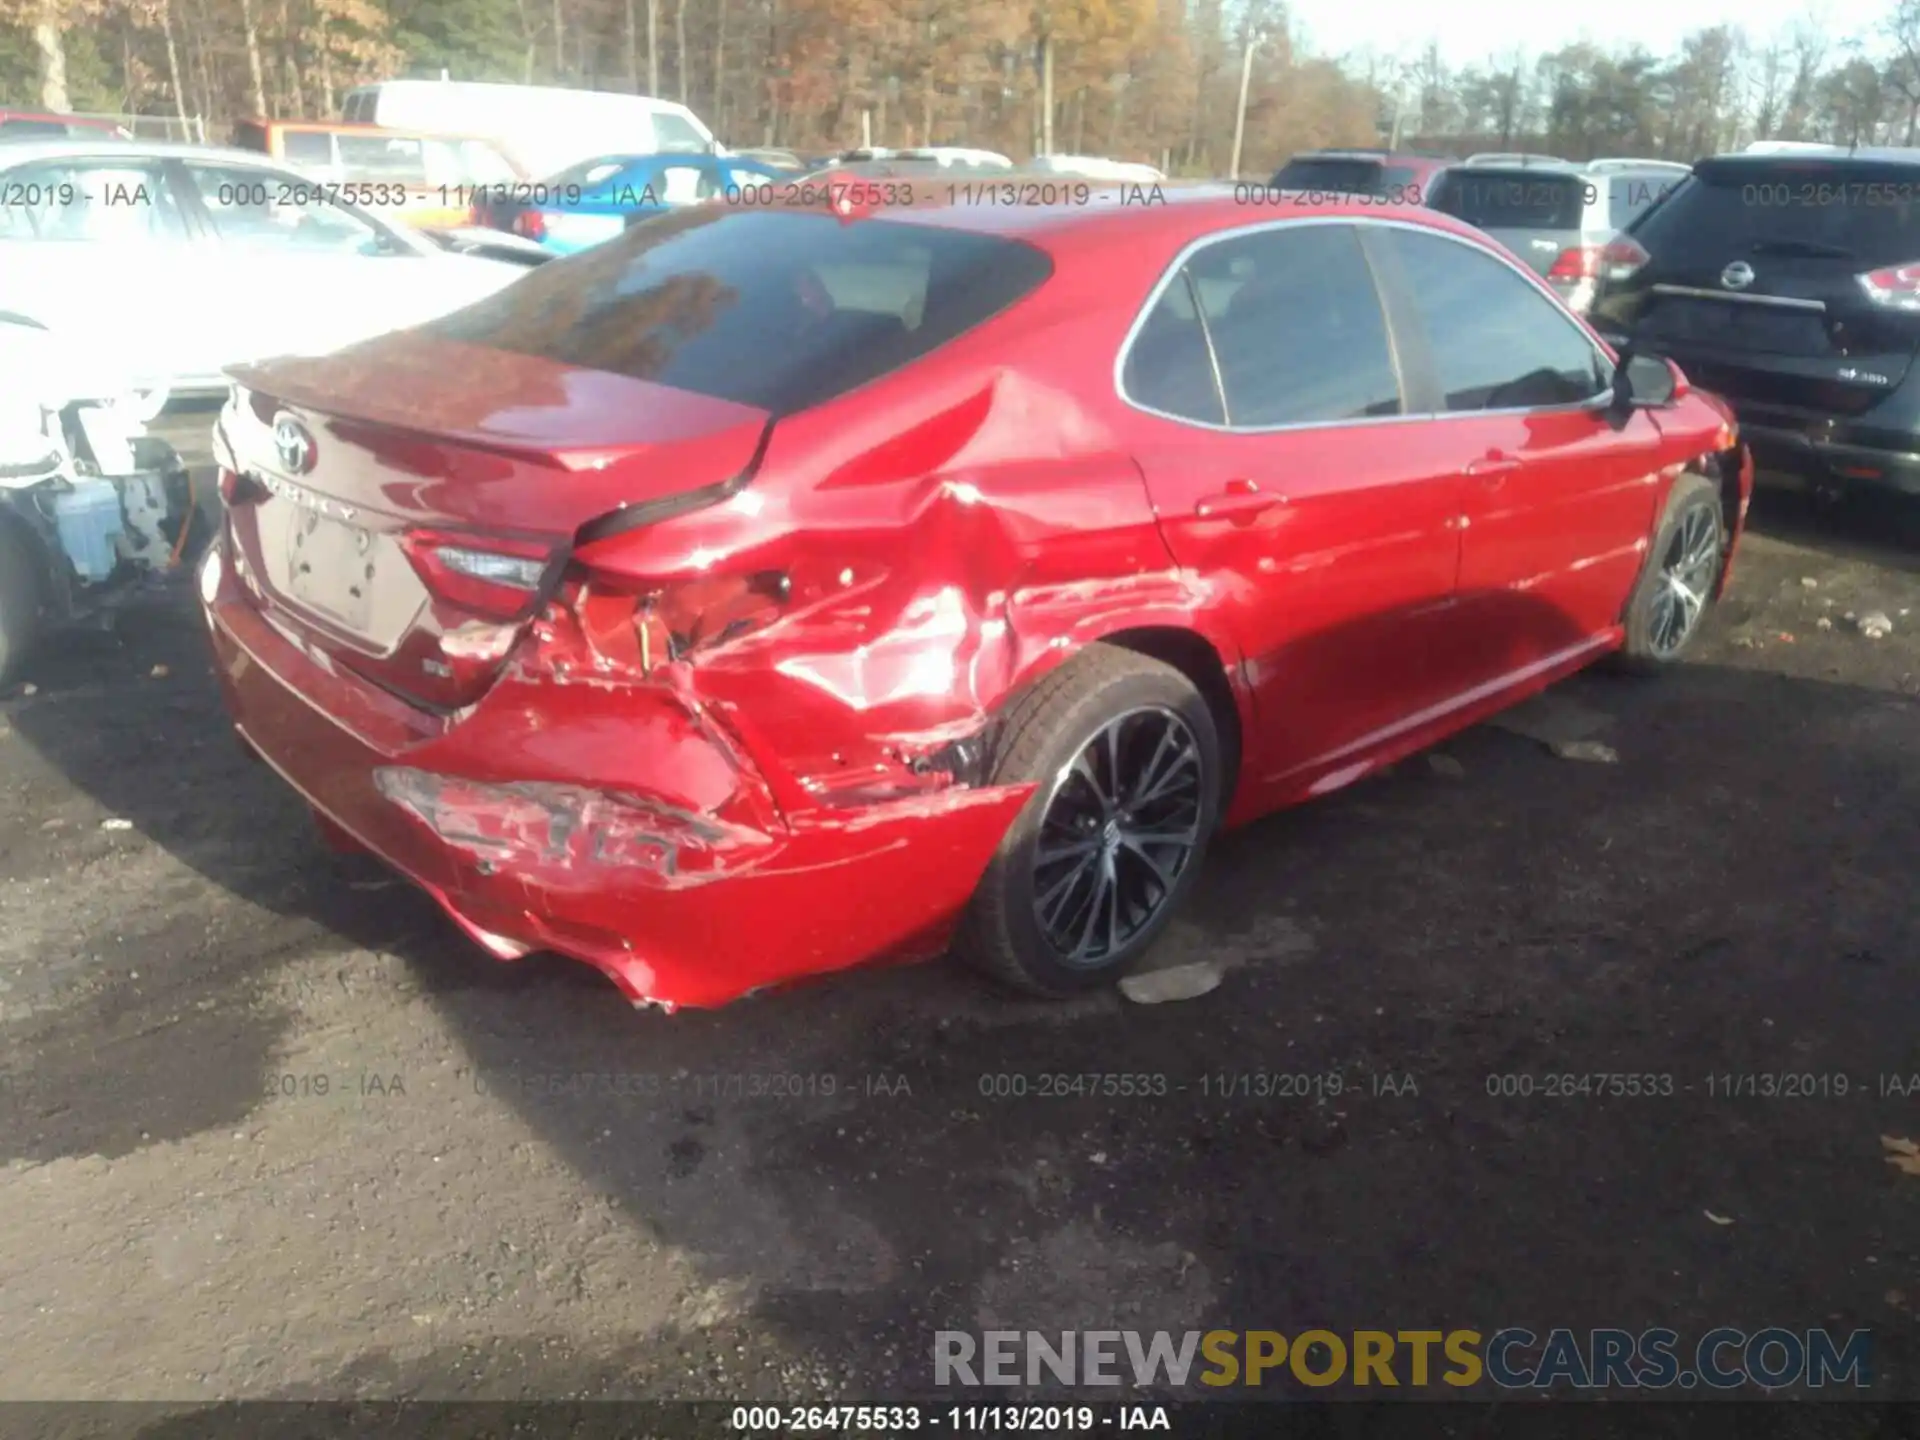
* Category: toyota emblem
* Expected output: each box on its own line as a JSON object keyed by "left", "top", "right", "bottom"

{"left": 1720, "top": 261, "right": 1756, "bottom": 291}
{"left": 273, "top": 414, "right": 317, "bottom": 475}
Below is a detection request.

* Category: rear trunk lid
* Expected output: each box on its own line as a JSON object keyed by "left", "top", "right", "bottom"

{"left": 221, "top": 330, "right": 769, "bottom": 710}
{"left": 1594, "top": 156, "right": 1920, "bottom": 417}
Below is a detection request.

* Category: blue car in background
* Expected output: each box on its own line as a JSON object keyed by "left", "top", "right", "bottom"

{"left": 478, "top": 152, "right": 784, "bottom": 256}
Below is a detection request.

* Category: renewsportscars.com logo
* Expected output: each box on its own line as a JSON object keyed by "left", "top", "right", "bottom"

{"left": 934, "top": 1328, "right": 1873, "bottom": 1390}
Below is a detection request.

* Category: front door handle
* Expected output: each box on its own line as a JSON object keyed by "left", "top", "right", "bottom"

{"left": 1195, "top": 477, "right": 1281, "bottom": 522}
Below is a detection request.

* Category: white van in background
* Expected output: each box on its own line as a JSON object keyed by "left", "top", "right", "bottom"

{"left": 340, "top": 80, "right": 717, "bottom": 179}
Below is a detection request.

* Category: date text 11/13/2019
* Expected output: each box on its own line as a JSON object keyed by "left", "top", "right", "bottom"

{"left": 728, "top": 1404, "right": 1168, "bottom": 1432}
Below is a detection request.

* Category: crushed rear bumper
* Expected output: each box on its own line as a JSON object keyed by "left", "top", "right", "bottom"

{"left": 201, "top": 538, "right": 1031, "bottom": 1010}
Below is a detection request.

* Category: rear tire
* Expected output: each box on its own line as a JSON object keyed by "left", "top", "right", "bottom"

{"left": 0, "top": 517, "right": 46, "bottom": 687}
{"left": 954, "top": 646, "right": 1222, "bottom": 997}
{"left": 1615, "top": 472, "right": 1724, "bottom": 674}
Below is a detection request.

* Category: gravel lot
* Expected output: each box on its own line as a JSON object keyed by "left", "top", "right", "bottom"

{"left": 1, "top": 422, "right": 1917, "bottom": 1410}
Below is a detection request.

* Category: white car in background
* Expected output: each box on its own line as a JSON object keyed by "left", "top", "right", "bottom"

{"left": 1023, "top": 154, "right": 1166, "bottom": 183}
{"left": 0, "top": 139, "right": 529, "bottom": 399}
{"left": 340, "top": 81, "right": 718, "bottom": 178}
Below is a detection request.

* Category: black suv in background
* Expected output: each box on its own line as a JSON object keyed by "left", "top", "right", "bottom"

{"left": 1590, "top": 148, "right": 1920, "bottom": 498}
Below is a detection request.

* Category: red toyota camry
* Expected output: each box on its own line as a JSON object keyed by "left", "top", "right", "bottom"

{"left": 203, "top": 187, "right": 1752, "bottom": 1010}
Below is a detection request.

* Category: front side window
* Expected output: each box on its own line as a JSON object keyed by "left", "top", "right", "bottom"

{"left": 0, "top": 160, "right": 189, "bottom": 244}
{"left": 1378, "top": 227, "right": 1611, "bottom": 411}
{"left": 181, "top": 162, "right": 391, "bottom": 254}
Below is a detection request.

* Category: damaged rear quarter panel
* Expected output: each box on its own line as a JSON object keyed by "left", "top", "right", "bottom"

{"left": 566, "top": 259, "right": 1247, "bottom": 814}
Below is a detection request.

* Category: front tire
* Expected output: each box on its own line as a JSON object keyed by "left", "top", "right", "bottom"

{"left": 1616, "top": 472, "right": 1725, "bottom": 673}
{"left": 954, "top": 646, "right": 1222, "bottom": 997}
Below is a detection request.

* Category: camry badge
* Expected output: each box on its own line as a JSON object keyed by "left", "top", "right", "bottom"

{"left": 1720, "top": 261, "right": 1755, "bottom": 291}
{"left": 273, "top": 414, "right": 317, "bottom": 475}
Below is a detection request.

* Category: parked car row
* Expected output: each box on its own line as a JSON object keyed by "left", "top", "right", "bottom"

{"left": 1269, "top": 147, "right": 1685, "bottom": 314}
{"left": 1271, "top": 140, "right": 1920, "bottom": 507}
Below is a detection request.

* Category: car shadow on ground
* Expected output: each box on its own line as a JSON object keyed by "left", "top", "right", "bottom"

{"left": 3, "top": 576, "right": 1917, "bottom": 1399}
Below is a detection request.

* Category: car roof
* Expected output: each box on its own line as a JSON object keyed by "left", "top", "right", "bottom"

{"left": 1709, "top": 144, "right": 1920, "bottom": 167}
{"left": 237, "top": 118, "right": 506, "bottom": 143}
{"left": 847, "top": 182, "right": 1497, "bottom": 254}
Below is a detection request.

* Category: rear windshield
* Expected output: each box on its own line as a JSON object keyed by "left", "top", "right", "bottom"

{"left": 421, "top": 207, "right": 1053, "bottom": 412}
{"left": 1632, "top": 158, "right": 1920, "bottom": 266}
{"left": 1428, "top": 169, "right": 1586, "bottom": 229}
{"left": 1606, "top": 172, "right": 1682, "bottom": 227}
{"left": 1271, "top": 156, "right": 1414, "bottom": 195}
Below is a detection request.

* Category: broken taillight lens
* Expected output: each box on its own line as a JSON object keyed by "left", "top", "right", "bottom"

{"left": 553, "top": 564, "right": 793, "bottom": 674}
{"left": 398, "top": 529, "right": 558, "bottom": 622}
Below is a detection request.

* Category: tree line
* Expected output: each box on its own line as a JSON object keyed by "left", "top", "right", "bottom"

{"left": 4, "top": 0, "right": 1920, "bottom": 171}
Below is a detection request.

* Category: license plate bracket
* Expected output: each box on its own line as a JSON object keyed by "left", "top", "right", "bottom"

{"left": 286, "top": 511, "right": 374, "bottom": 631}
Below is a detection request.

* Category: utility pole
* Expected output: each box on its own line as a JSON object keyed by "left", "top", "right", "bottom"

{"left": 1229, "top": 39, "right": 1255, "bottom": 178}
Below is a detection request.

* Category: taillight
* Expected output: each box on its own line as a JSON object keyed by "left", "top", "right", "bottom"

{"left": 537, "top": 565, "right": 792, "bottom": 677}
{"left": 1548, "top": 245, "right": 1601, "bottom": 281}
{"left": 512, "top": 209, "right": 547, "bottom": 241}
{"left": 1596, "top": 235, "right": 1650, "bottom": 282}
{"left": 1555, "top": 235, "right": 1651, "bottom": 283}
{"left": 1857, "top": 261, "right": 1920, "bottom": 311}
{"left": 398, "top": 529, "right": 557, "bottom": 621}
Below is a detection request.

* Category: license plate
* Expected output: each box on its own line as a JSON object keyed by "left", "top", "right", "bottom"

{"left": 286, "top": 511, "right": 374, "bottom": 630}
{"left": 74, "top": 405, "right": 137, "bottom": 476}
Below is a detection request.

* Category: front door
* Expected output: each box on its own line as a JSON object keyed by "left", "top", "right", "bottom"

{"left": 1366, "top": 224, "right": 1665, "bottom": 689}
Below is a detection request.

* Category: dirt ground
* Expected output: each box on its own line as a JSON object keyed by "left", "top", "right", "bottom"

{"left": 1, "top": 435, "right": 1917, "bottom": 1411}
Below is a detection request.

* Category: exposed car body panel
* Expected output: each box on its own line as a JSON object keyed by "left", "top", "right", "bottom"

{"left": 204, "top": 191, "right": 1749, "bottom": 1008}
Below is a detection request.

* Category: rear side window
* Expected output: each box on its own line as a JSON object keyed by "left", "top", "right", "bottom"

{"left": 1632, "top": 159, "right": 1920, "bottom": 267}
{"left": 232, "top": 120, "right": 269, "bottom": 151}
{"left": 1429, "top": 170, "right": 1587, "bottom": 229}
{"left": 282, "top": 130, "right": 334, "bottom": 167}
{"left": 1200, "top": 225, "right": 1400, "bottom": 425}
{"left": 422, "top": 208, "right": 1053, "bottom": 413}
{"left": 1271, "top": 156, "right": 1384, "bottom": 195}
{"left": 1125, "top": 223, "right": 1401, "bottom": 427}
{"left": 1376, "top": 227, "right": 1611, "bottom": 411}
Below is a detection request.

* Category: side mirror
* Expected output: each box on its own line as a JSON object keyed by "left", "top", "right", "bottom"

{"left": 1605, "top": 349, "right": 1680, "bottom": 427}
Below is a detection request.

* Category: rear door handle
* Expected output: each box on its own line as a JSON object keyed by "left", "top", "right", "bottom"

{"left": 1466, "top": 451, "right": 1521, "bottom": 486}
{"left": 1194, "top": 477, "right": 1281, "bottom": 522}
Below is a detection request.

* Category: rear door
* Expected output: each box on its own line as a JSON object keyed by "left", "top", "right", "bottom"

{"left": 1117, "top": 220, "right": 1471, "bottom": 799}
{"left": 1427, "top": 166, "right": 1588, "bottom": 283}
{"left": 1592, "top": 155, "right": 1920, "bottom": 434}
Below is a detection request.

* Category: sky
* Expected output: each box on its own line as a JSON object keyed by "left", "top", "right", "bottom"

{"left": 1287, "top": 0, "right": 1890, "bottom": 72}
